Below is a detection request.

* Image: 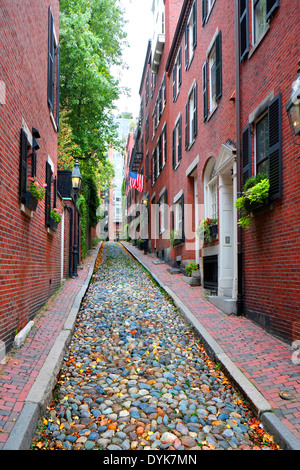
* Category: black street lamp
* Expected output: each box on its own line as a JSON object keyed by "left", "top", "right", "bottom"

{"left": 286, "top": 60, "right": 300, "bottom": 144}
{"left": 71, "top": 159, "right": 82, "bottom": 277}
{"left": 141, "top": 192, "right": 149, "bottom": 255}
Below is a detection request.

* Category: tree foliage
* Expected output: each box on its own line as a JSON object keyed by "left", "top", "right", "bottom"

{"left": 59, "top": 0, "right": 127, "bottom": 164}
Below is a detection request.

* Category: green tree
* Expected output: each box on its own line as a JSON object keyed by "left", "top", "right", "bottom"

{"left": 59, "top": 0, "right": 127, "bottom": 163}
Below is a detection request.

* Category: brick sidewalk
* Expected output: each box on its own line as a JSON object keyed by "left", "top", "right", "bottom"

{"left": 0, "top": 244, "right": 101, "bottom": 450}
{"left": 122, "top": 242, "right": 300, "bottom": 444}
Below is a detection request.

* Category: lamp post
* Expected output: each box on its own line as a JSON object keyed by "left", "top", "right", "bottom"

{"left": 71, "top": 159, "right": 82, "bottom": 277}
{"left": 141, "top": 192, "right": 149, "bottom": 255}
{"left": 286, "top": 60, "right": 300, "bottom": 145}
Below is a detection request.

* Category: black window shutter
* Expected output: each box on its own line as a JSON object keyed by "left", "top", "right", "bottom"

{"left": 55, "top": 45, "right": 60, "bottom": 129}
{"left": 47, "top": 6, "right": 55, "bottom": 114}
{"left": 239, "top": 0, "right": 249, "bottom": 62}
{"left": 202, "top": 0, "right": 207, "bottom": 25}
{"left": 164, "top": 124, "right": 167, "bottom": 163}
{"left": 185, "top": 25, "right": 188, "bottom": 69}
{"left": 53, "top": 176, "right": 57, "bottom": 208}
{"left": 242, "top": 124, "right": 252, "bottom": 188}
{"left": 266, "top": 0, "right": 279, "bottom": 21}
{"left": 163, "top": 74, "right": 166, "bottom": 105}
{"left": 31, "top": 150, "right": 37, "bottom": 179}
{"left": 193, "top": 83, "right": 198, "bottom": 138}
{"left": 178, "top": 47, "right": 182, "bottom": 86}
{"left": 158, "top": 135, "right": 162, "bottom": 171}
{"left": 185, "top": 101, "right": 189, "bottom": 149}
{"left": 202, "top": 61, "right": 208, "bottom": 121}
{"left": 172, "top": 128, "right": 176, "bottom": 168}
{"left": 268, "top": 93, "right": 282, "bottom": 201}
{"left": 154, "top": 147, "right": 157, "bottom": 179}
{"left": 178, "top": 116, "right": 182, "bottom": 160}
{"left": 20, "top": 129, "right": 28, "bottom": 200}
{"left": 45, "top": 161, "right": 52, "bottom": 225}
{"left": 192, "top": 1, "right": 197, "bottom": 49}
{"left": 215, "top": 31, "right": 222, "bottom": 101}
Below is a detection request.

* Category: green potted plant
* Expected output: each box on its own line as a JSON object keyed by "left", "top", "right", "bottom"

{"left": 197, "top": 218, "right": 218, "bottom": 244}
{"left": 48, "top": 208, "right": 62, "bottom": 231}
{"left": 185, "top": 262, "right": 198, "bottom": 277}
{"left": 24, "top": 179, "right": 46, "bottom": 211}
{"left": 235, "top": 174, "right": 270, "bottom": 229}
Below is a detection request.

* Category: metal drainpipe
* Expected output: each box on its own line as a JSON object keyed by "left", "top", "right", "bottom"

{"left": 235, "top": 0, "right": 243, "bottom": 316}
{"left": 67, "top": 206, "right": 74, "bottom": 278}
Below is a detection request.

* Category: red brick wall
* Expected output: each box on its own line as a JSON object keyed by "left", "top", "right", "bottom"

{"left": 239, "top": 0, "right": 300, "bottom": 343}
{"left": 0, "top": 0, "right": 61, "bottom": 351}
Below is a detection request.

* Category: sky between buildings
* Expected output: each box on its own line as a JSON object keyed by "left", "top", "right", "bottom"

{"left": 115, "top": 0, "right": 154, "bottom": 118}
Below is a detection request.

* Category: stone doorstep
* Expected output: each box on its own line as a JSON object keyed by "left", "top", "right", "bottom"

{"left": 208, "top": 296, "right": 237, "bottom": 315}
{"left": 166, "top": 268, "right": 182, "bottom": 275}
{"left": 182, "top": 276, "right": 201, "bottom": 286}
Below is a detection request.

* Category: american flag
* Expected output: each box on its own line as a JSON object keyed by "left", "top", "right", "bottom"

{"left": 129, "top": 171, "right": 144, "bottom": 192}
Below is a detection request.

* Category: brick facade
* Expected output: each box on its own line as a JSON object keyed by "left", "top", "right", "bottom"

{"left": 126, "top": 0, "right": 300, "bottom": 344}
{"left": 0, "top": 1, "right": 77, "bottom": 353}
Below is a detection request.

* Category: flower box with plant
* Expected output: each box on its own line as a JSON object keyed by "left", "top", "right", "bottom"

{"left": 23, "top": 179, "right": 46, "bottom": 211}
{"left": 48, "top": 208, "right": 62, "bottom": 231}
{"left": 197, "top": 218, "right": 218, "bottom": 245}
{"left": 235, "top": 174, "right": 270, "bottom": 229}
{"left": 185, "top": 262, "right": 198, "bottom": 277}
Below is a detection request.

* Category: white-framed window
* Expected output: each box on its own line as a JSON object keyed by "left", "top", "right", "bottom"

{"left": 172, "top": 114, "right": 182, "bottom": 169}
{"left": 161, "top": 123, "right": 167, "bottom": 170}
{"left": 203, "top": 30, "right": 222, "bottom": 121}
{"left": 185, "top": 82, "right": 197, "bottom": 149}
{"left": 172, "top": 192, "right": 185, "bottom": 243}
{"left": 47, "top": 6, "right": 60, "bottom": 130}
{"left": 185, "top": 0, "right": 197, "bottom": 69}
{"left": 202, "top": 0, "right": 216, "bottom": 24}
{"left": 252, "top": 0, "right": 267, "bottom": 44}
{"left": 204, "top": 158, "right": 217, "bottom": 219}
{"left": 172, "top": 47, "right": 182, "bottom": 101}
{"left": 159, "top": 189, "right": 168, "bottom": 234}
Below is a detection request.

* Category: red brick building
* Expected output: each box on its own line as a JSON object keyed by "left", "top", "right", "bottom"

{"left": 126, "top": 0, "right": 300, "bottom": 344}
{"left": 0, "top": 1, "right": 77, "bottom": 354}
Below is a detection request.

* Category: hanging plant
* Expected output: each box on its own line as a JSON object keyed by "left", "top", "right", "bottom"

{"left": 197, "top": 218, "right": 218, "bottom": 244}
{"left": 50, "top": 208, "right": 62, "bottom": 224}
{"left": 28, "top": 179, "right": 47, "bottom": 201}
{"left": 235, "top": 174, "right": 270, "bottom": 229}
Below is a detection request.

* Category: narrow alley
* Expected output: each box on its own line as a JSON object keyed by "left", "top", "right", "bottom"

{"left": 31, "top": 242, "right": 280, "bottom": 451}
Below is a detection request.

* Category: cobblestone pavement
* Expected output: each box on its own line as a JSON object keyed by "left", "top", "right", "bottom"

{"left": 31, "top": 242, "right": 281, "bottom": 450}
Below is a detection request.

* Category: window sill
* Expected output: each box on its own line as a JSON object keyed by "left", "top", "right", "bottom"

{"left": 248, "top": 24, "right": 270, "bottom": 60}
{"left": 20, "top": 203, "right": 34, "bottom": 218}
{"left": 173, "top": 161, "right": 181, "bottom": 171}
{"left": 206, "top": 105, "right": 218, "bottom": 122}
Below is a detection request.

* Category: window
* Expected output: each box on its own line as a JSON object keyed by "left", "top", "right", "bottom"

{"left": 253, "top": 0, "right": 267, "bottom": 43}
{"left": 255, "top": 113, "right": 269, "bottom": 175}
{"left": 185, "top": 83, "right": 197, "bottom": 148}
{"left": 151, "top": 148, "right": 157, "bottom": 186}
{"left": 202, "top": 0, "right": 216, "bottom": 24}
{"left": 204, "top": 159, "right": 217, "bottom": 219}
{"left": 242, "top": 93, "right": 282, "bottom": 200}
{"left": 172, "top": 194, "right": 185, "bottom": 243}
{"left": 239, "top": 0, "right": 279, "bottom": 61}
{"left": 173, "top": 47, "right": 182, "bottom": 101}
{"left": 161, "top": 123, "right": 167, "bottom": 169}
{"left": 185, "top": 0, "right": 197, "bottom": 69}
{"left": 159, "top": 189, "right": 168, "bottom": 234}
{"left": 47, "top": 6, "right": 60, "bottom": 129}
{"left": 151, "top": 72, "right": 156, "bottom": 98}
{"left": 203, "top": 31, "right": 222, "bottom": 121}
{"left": 172, "top": 115, "right": 182, "bottom": 169}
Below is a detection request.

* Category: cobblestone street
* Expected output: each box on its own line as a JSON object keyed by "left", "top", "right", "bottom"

{"left": 31, "top": 242, "right": 280, "bottom": 450}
